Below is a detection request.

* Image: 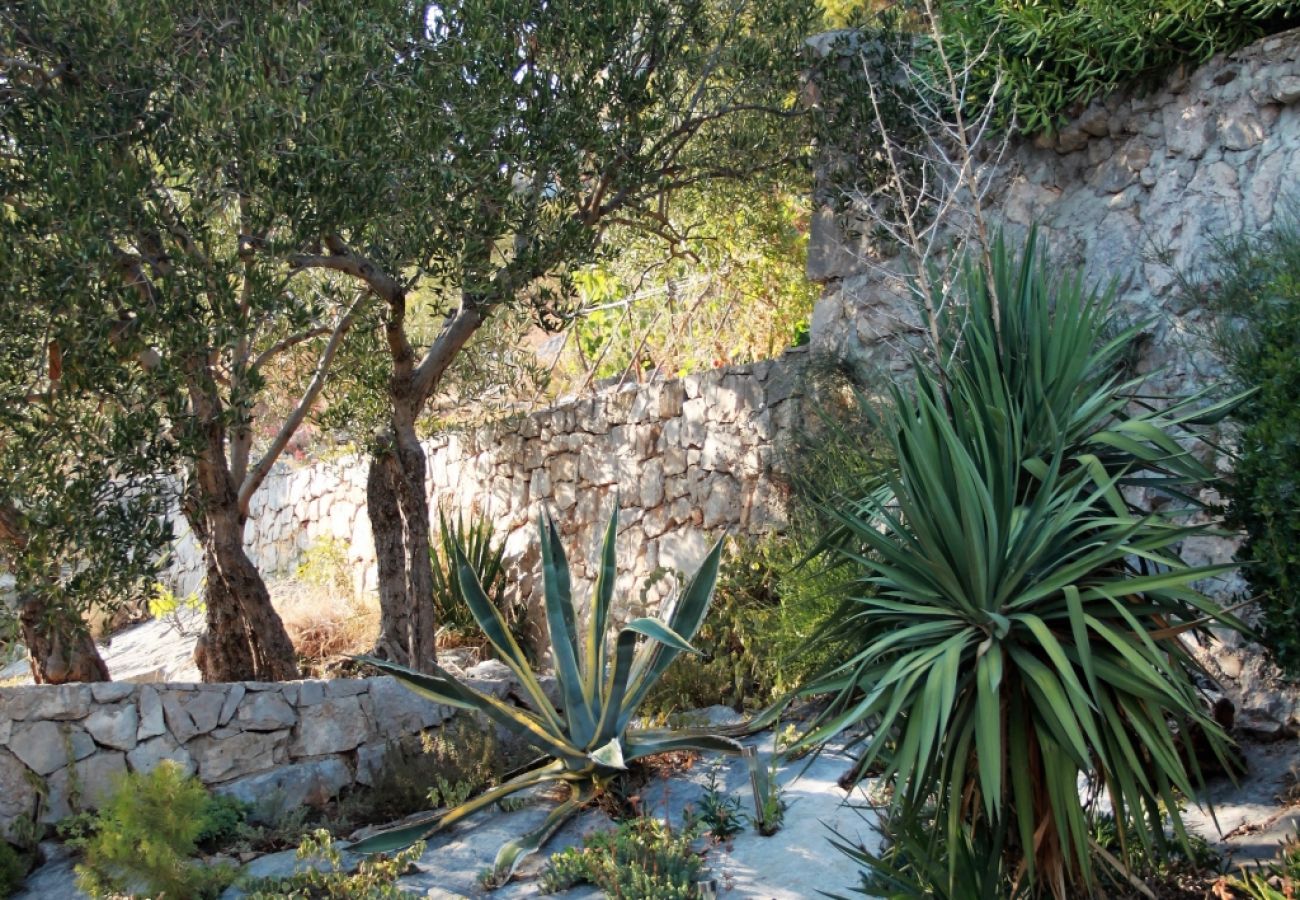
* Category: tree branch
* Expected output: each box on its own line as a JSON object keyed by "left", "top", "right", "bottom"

{"left": 238, "top": 299, "right": 362, "bottom": 513}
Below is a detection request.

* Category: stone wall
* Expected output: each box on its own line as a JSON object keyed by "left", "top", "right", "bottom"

{"left": 165, "top": 350, "right": 809, "bottom": 620}
{"left": 0, "top": 662, "right": 517, "bottom": 839}
{"left": 809, "top": 28, "right": 1300, "bottom": 402}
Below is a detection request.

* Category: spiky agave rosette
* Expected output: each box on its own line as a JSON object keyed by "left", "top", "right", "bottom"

{"left": 351, "top": 506, "right": 757, "bottom": 885}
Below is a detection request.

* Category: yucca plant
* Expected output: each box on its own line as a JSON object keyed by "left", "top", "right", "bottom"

{"left": 354, "top": 507, "right": 755, "bottom": 886}
{"left": 799, "top": 233, "right": 1245, "bottom": 897}
{"left": 429, "top": 509, "right": 527, "bottom": 653}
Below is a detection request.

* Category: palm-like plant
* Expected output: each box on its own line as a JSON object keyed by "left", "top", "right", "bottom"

{"left": 801, "top": 233, "right": 1245, "bottom": 897}
{"left": 353, "top": 507, "right": 752, "bottom": 885}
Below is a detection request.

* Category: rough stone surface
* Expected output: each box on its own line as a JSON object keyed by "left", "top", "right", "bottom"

{"left": 0, "top": 670, "right": 515, "bottom": 836}
{"left": 214, "top": 758, "right": 352, "bottom": 821}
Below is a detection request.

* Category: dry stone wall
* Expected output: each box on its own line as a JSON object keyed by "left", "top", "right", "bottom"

{"left": 164, "top": 350, "right": 809, "bottom": 621}
{"left": 0, "top": 662, "right": 517, "bottom": 839}
{"left": 809, "top": 28, "right": 1300, "bottom": 403}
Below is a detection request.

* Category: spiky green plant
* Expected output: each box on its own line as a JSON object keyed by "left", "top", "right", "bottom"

{"left": 429, "top": 509, "right": 521, "bottom": 649}
{"left": 798, "top": 233, "right": 1246, "bottom": 898}
{"left": 354, "top": 507, "right": 755, "bottom": 886}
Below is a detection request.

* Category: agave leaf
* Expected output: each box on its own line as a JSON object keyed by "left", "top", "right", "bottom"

{"left": 588, "top": 736, "right": 626, "bottom": 770}
{"left": 489, "top": 782, "right": 596, "bottom": 886}
{"left": 452, "top": 544, "right": 562, "bottom": 733}
{"left": 357, "top": 655, "right": 582, "bottom": 765}
{"left": 620, "top": 535, "right": 724, "bottom": 730}
{"left": 584, "top": 505, "right": 619, "bottom": 715}
{"left": 539, "top": 512, "right": 595, "bottom": 746}
{"left": 349, "top": 760, "right": 568, "bottom": 854}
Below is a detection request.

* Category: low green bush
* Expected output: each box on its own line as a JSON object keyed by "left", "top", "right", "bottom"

{"left": 1224, "top": 831, "right": 1300, "bottom": 898}
{"left": 70, "top": 761, "right": 241, "bottom": 899}
{"left": 539, "top": 817, "right": 705, "bottom": 898}
{"left": 1193, "top": 217, "right": 1300, "bottom": 676}
{"left": 0, "top": 840, "right": 28, "bottom": 899}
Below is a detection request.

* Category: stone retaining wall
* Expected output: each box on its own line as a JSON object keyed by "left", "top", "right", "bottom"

{"left": 165, "top": 349, "right": 810, "bottom": 622}
{"left": 0, "top": 662, "right": 516, "bottom": 839}
{"left": 809, "top": 28, "right": 1300, "bottom": 404}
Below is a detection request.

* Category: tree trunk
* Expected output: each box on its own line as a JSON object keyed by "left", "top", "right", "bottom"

{"left": 186, "top": 429, "right": 299, "bottom": 682}
{"left": 18, "top": 594, "right": 110, "bottom": 684}
{"left": 368, "top": 412, "right": 438, "bottom": 673}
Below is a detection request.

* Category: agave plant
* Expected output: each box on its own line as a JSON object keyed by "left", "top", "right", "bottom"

{"left": 799, "top": 232, "right": 1246, "bottom": 897}
{"left": 353, "top": 506, "right": 754, "bottom": 885}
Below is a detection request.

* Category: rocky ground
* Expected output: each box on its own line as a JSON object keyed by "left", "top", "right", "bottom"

{"left": 13, "top": 722, "right": 1300, "bottom": 899}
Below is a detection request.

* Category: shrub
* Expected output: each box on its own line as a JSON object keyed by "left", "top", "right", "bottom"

{"left": 71, "top": 761, "right": 239, "bottom": 899}
{"left": 799, "top": 232, "right": 1244, "bottom": 897}
{"left": 1193, "top": 217, "right": 1300, "bottom": 676}
{"left": 242, "top": 830, "right": 423, "bottom": 900}
{"left": 1221, "top": 831, "right": 1300, "bottom": 899}
{"left": 644, "top": 536, "right": 844, "bottom": 716}
{"left": 0, "top": 841, "right": 28, "bottom": 899}
{"left": 933, "top": 0, "right": 1300, "bottom": 135}
{"left": 539, "top": 817, "right": 705, "bottom": 898}
{"left": 354, "top": 507, "right": 769, "bottom": 886}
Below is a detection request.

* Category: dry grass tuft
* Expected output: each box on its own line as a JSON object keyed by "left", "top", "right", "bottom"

{"left": 273, "top": 579, "right": 379, "bottom": 677}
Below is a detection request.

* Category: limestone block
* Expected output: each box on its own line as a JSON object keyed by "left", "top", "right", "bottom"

{"left": 90, "top": 683, "right": 136, "bottom": 704}
{"left": 189, "top": 728, "right": 289, "bottom": 783}
{"left": 218, "top": 685, "right": 247, "bottom": 728}
{"left": 662, "top": 445, "right": 687, "bottom": 477}
{"left": 137, "top": 686, "right": 166, "bottom": 740}
{"left": 0, "top": 748, "right": 38, "bottom": 840}
{"left": 236, "top": 691, "right": 297, "bottom": 732}
{"left": 83, "top": 703, "right": 139, "bottom": 752}
{"left": 44, "top": 752, "right": 128, "bottom": 821}
{"left": 549, "top": 453, "right": 578, "bottom": 483}
{"left": 5, "top": 684, "right": 91, "bottom": 722}
{"left": 639, "top": 459, "right": 666, "bottom": 510}
{"left": 354, "top": 741, "right": 388, "bottom": 787}
{"left": 702, "top": 476, "right": 742, "bottom": 529}
{"left": 127, "top": 733, "right": 196, "bottom": 777}
{"left": 1219, "top": 109, "right": 1266, "bottom": 150}
{"left": 215, "top": 758, "right": 351, "bottom": 821}
{"left": 290, "top": 696, "right": 368, "bottom": 757}
{"left": 8, "top": 721, "right": 94, "bottom": 776}
{"left": 368, "top": 676, "right": 450, "bottom": 741}
{"left": 325, "top": 679, "right": 368, "bottom": 698}
{"left": 554, "top": 480, "right": 577, "bottom": 512}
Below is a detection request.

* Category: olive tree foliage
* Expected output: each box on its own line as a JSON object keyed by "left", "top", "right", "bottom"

{"left": 0, "top": 0, "right": 390, "bottom": 681}
{"left": 285, "top": 0, "right": 816, "bottom": 672}
{"left": 0, "top": 289, "right": 175, "bottom": 682}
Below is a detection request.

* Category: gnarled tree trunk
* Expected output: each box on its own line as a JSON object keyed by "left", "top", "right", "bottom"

{"left": 18, "top": 594, "right": 110, "bottom": 684}
{"left": 368, "top": 410, "right": 438, "bottom": 673}
{"left": 186, "top": 426, "right": 299, "bottom": 682}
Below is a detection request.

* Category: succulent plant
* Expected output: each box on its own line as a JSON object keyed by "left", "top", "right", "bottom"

{"left": 354, "top": 505, "right": 755, "bottom": 885}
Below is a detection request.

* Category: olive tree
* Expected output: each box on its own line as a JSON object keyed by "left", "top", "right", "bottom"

{"left": 292, "top": 0, "right": 815, "bottom": 672}
{"left": 1, "top": 0, "right": 383, "bottom": 680}
{"left": 2, "top": 0, "right": 813, "bottom": 680}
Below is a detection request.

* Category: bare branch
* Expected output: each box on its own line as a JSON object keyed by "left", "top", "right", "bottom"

{"left": 238, "top": 299, "right": 362, "bottom": 513}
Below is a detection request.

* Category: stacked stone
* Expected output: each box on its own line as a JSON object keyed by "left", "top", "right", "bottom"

{"left": 810, "top": 27, "right": 1300, "bottom": 403}
{"left": 0, "top": 664, "right": 515, "bottom": 838}
{"left": 160, "top": 349, "right": 808, "bottom": 622}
